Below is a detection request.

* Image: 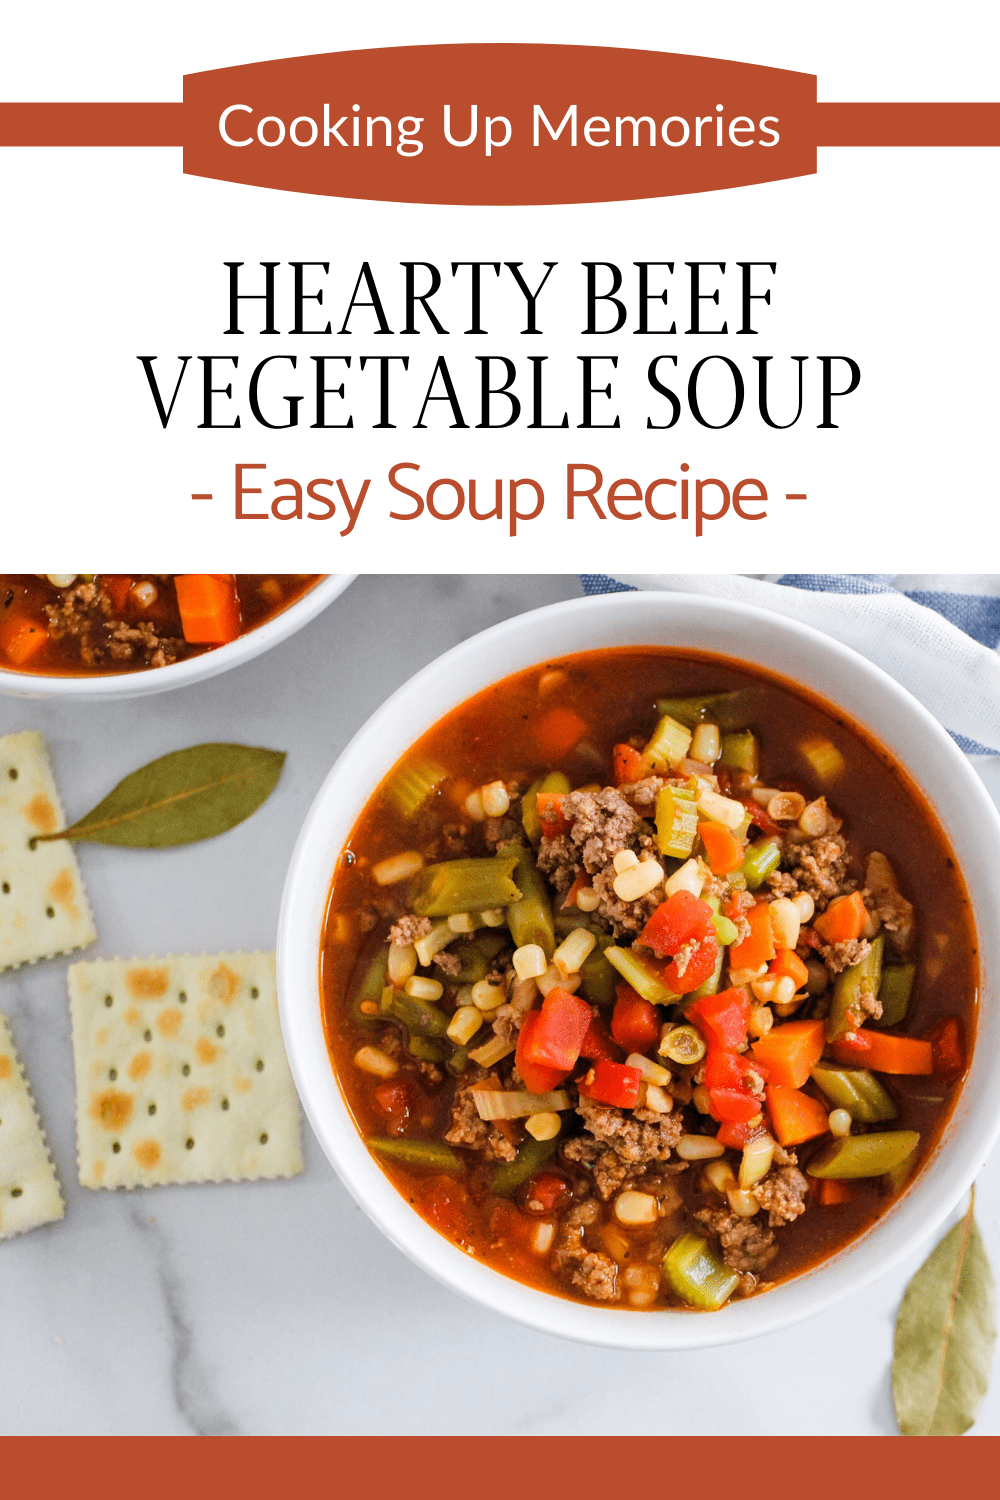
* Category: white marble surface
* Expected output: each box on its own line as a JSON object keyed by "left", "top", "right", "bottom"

{"left": 1, "top": 574, "right": 997, "bottom": 1437}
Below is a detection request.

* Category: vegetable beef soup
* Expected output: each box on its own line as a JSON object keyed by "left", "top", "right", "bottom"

{"left": 0, "top": 575, "right": 320, "bottom": 675}
{"left": 321, "top": 649, "right": 977, "bottom": 1312}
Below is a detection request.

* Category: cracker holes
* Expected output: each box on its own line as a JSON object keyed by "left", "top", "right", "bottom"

{"left": 255, "top": 1059, "right": 264, "bottom": 1072}
{"left": 148, "top": 1103, "right": 157, "bottom": 1116}
{"left": 11, "top": 1187, "right": 23, "bottom": 1197}
{"left": 104, "top": 995, "right": 113, "bottom": 1008}
{"left": 178, "top": 991, "right": 187, "bottom": 1004}
{"left": 259, "top": 1133, "right": 268, "bottom": 1144}
{"left": 181, "top": 1063, "right": 190, "bottom": 1076}
{"left": 112, "top": 1143, "right": 121, "bottom": 1154}
{"left": 250, "top": 987, "right": 259, "bottom": 999}
{"left": 216, "top": 1025, "right": 225, "bottom": 1037}
{"left": 1, "top": 883, "right": 9, "bottom": 895}
{"left": 108, "top": 1068, "right": 117, "bottom": 1081}
{"left": 45, "top": 906, "right": 55, "bottom": 919}
{"left": 185, "top": 1138, "right": 194, "bottom": 1150}
{"left": 221, "top": 1098, "right": 229, "bottom": 1111}
{"left": 8, "top": 768, "right": 17, "bottom": 781}
{"left": 143, "top": 1030, "right": 152, "bottom": 1043}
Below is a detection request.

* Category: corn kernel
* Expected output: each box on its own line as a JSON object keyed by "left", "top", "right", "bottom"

{"left": 405, "top": 975, "right": 444, "bottom": 1001}
{"left": 613, "top": 849, "right": 639, "bottom": 875}
{"left": 614, "top": 1190, "right": 659, "bottom": 1225}
{"left": 792, "top": 891, "right": 815, "bottom": 923}
{"left": 696, "top": 789, "right": 745, "bottom": 830}
{"left": 512, "top": 943, "right": 548, "bottom": 981}
{"left": 481, "top": 781, "right": 511, "bottom": 818}
{"left": 612, "top": 858, "right": 664, "bottom": 902}
{"left": 829, "top": 1108, "right": 853, "bottom": 1137}
{"left": 526, "top": 1111, "right": 561, "bottom": 1142}
{"left": 353, "top": 1046, "right": 398, "bottom": 1079}
{"left": 690, "top": 722, "right": 721, "bottom": 764}
{"left": 750, "top": 974, "right": 795, "bottom": 1007}
{"left": 664, "top": 857, "right": 706, "bottom": 899}
{"left": 464, "top": 789, "right": 485, "bottom": 822}
{"left": 768, "top": 897, "right": 801, "bottom": 950}
{"left": 532, "top": 1221, "right": 556, "bottom": 1255}
{"left": 480, "top": 908, "right": 507, "bottom": 927}
{"left": 643, "top": 1084, "right": 673, "bottom": 1114}
{"left": 471, "top": 979, "right": 505, "bottom": 1011}
{"left": 676, "top": 1133, "right": 725, "bottom": 1160}
{"left": 448, "top": 912, "right": 479, "bottom": 933}
{"left": 625, "top": 1053, "right": 671, "bottom": 1086}
{"left": 387, "top": 942, "right": 418, "bottom": 986}
{"left": 748, "top": 1002, "right": 773, "bottom": 1038}
{"left": 727, "top": 1187, "right": 761, "bottom": 1218}
{"left": 703, "top": 1159, "right": 737, "bottom": 1195}
{"left": 553, "top": 927, "right": 596, "bottom": 975}
{"left": 372, "top": 851, "right": 425, "bottom": 886}
{"left": 447, "top": 1005, "right": 484, "bottom": 1045}
{"left": 538, "top": 964, "right": 581, "bottom": 996}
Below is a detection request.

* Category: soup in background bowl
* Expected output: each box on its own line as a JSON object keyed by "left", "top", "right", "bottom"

{"left": 277, "top": 593, "right": 1000, "bottom": 1349}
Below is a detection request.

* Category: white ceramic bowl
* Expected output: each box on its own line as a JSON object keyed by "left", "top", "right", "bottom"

{"left": 277, "top": 591, "right": 1000, "bottom": 1349}
{"left": 0, "top": 575, "right": 355, "bottom": 701}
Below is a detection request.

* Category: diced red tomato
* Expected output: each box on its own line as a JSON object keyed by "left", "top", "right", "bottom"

{"left": 717, "top": 1118, "right": 767, "bottom": 1149}
{"left": 709, "top": 1087, "right": 765, "bottom": 1124}
{"left": 688, "top": 988, "right": 751, "bottom": 1052}
{"left": 579, "top": 1012, "right": 621, "bottom": 1062}
{"left": 738, "top": 796, "right": 783, "bottom": 838}
{"left": 664, "top": 932, "right": 720, "bottom": 995}
{"left": 373, "top": 1080, "right": 412, "bottom": 1133}
{"left": 611, "top": 983, "right": 661, "bottom": 1053}
{"left": 639, "top": 889, "right": 715, "bottom": 958}
{"left": 578, "top": 1059, "right": 642, "bottom": 1108}
{"left": 421, "top": 1177, "right": 475, "bottom": 1245}
{"left": 613, "top": 743, "right": 650, "bottom": 787}
{"left": 704, "top": 1044, "right": 766, "bottom": 1123}
{"left": 515, "top": 1011, "right": 570, "bottom": 1093}
{"left": 815, "top": 1178, "right": 855, "bottom": 1207}
{"left": 519, "top": 987, "right": 592, "bottom": 1073}
{"left": 523, "top": 1172, "right": 571, "bottom": 1215}
{"left": 928, "top": 1016, "right": 965, "bottom": 1078}
{"left": 535, "top": 791, "right": 570, "bottom": 837}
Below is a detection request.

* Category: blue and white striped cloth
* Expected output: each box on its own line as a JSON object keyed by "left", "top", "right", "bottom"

{"left": 579, "top": 575, "right": 1000, "bottom": 757}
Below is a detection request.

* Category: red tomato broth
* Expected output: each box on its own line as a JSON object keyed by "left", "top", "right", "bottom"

{"left": 320, "top": 647, "right": 978, "bottom": 1311}
{"left": 0, "top": 575, "right": 321, "bottom": 676}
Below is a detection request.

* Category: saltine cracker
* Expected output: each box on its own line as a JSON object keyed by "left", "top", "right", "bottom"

{"left": 0, "top": 1013, "right": 65, "bottom": 1239}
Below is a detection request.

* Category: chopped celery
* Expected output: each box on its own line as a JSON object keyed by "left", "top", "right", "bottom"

{"left": 875, "top": 963, "right": 916, "bottom": 1029}
{"left": 606, "top": 946, "right": 681, "bottom": 1005}
{"left": 506, "top": 846, "right": 556, "bottom": 958}
{"left": 659, "top": 1025, "right": 706, "bottom": 1065}
{"left": 412, "top": 853, "right": 521, "bottom": 916}
{"left": 711, "top": 913, "right": 739, "bottom": 946}
{"left": 491, "top": 1137, "right": 557, "bottom": 1196}
{"left": 387, "top": 757, "right": 448, "bottom": 819}
{"left": 807, "top": 1129, "right": 919, "bottom": 1179}
{"left": 383, "top": 989, "right": 450, "bottom": 1037}
{"left": 663, "top": 1233, "right": 740, "bottom": 1310}
{"left": 720, "top": 731, "right": 759, "bottom": 776}
{"left": 350, "top": 948, "right": 390, "bottom": 1026}
{"left": 799, "top": 734, "right": 846, "bottom": 784}
{"left": 885, "top": 1145, "right": 919, "bottom": 1195}
{"left": 522, "top": 770, "right": 571, "bottom": 846}
{"left": 579, "top": 932, "right": 618, "bottom": 1007}
{"left": 740, "top": 838, "right": 781, "bottom": 890}
{"left": 811, "top": 1064, "right": 897, "bottom": 1123}
{"left": 367, "top": 1137, "right": 465, "bottom": 1172}
{"left": 655, "top": 690, "right": 758, "bottom": 732}
{"left": 644, "top": 714, "right": 692, "bottom": 772}
{"left": 826, "top": 935, "right": 884, "bottom": 1043}
{"left": 692, "top": 895, "right": 725, "bottom": 998}
{"left": 654, "top": 784, "right": 699, "bottom": 859}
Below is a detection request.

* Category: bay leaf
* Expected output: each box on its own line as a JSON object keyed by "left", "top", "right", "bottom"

{"left": 893, "top": 1189, "right": 996, "bottom": 1436}
{"left": 34, "top": 743, "right": 286, "bottom": 848}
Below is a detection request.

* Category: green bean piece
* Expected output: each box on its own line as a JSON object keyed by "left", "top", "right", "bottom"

{"left": 472, "top": 929, "right": 509, "bottom": 961}
{"left": 885, "top": 1145, "right": 919, "bottom": 1195}
{"left": 655, "top": 690, "right": 758, "bottom": 732}
{"left": 660, "top": 1024, "right": 706, "bottom": 1065}
{"left": 662, "top": 1233, "right": 740, "bottom": 1310}
{"left": 506, "top": 846, "right": 556, "bottom": 958}
{"left": 644, "top": 713, "right": 692, "bottom": 772}
{"left": 579, "top": 932, "right": 618, "bottom": 1008}
{"left": 811, "top": 1064, "right": 897, "bottom": 1123}
{"left": 451, "top": 946, "right": 489, "bottom": 984}
{"left": 720, "top": 731, "right": 759, "bottom": 777}
{"left": 350, "top": 948, "right": 390, "bottom": 1026}
{"left": 491, "top": 1136, "right": 558, "bottom": 1196}
{"left": 874, "top": 963, "right": 916, "bottom": 1029}
{"left": 826, "top": 935, "right": 884, "bottom": 1043}
{"left": 739, "top": 838, "right": 782, "bottom": 891}
{"left": 387, "top": 757, "right": 448, "bottom": 819}
{"left": 407, "top": 1035, "right": 449, "bottom": 1063}
{"left": 522, "top": 771, "right": 571, "bottom": 846}
{"left": 446, "top": 1045, "right": 471, "bottom": 1077}
{"left": 366, "top": 1137, "right": 466, "bottom": 1172}
{"left": 412, "top": 853, "right": 521, "bottom": 917}
{"left": 383, "top": 989, "right": 450, "bottom": 1037}
{"left": 654, "top": 784, "right": 699, "bottom": 859}
{"left": 605, "top": 946, "right": 681, "bottom": 1005}
{"left": 807, "top": 1129, "right": 919, "bottom": 1179}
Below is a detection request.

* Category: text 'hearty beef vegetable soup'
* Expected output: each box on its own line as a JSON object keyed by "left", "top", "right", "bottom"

{"left": 321, "top": 650, "right": 977, "bottom": 1312}
{"left": 0, "top": 575, "right": 320, "bottom": 675}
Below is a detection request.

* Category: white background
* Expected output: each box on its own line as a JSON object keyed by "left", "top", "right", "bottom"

{"left": 1, "top": 576, "right": 998, "bottom": 1436}
{"left": 1, "top": 1, "right": 998, "bottom": 570}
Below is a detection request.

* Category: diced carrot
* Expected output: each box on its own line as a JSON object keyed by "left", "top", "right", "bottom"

{"left": 561, "top": 870, "right": 589, "bottom": 909}
{"left": 174, "top": 574, "right": 241, "bottom": 644}
{"left": 830, "top": 1031, "right": 933, "bottom": 1076}
{"left": 729, "top": 901, "right": 776, "bottom": 972}
{"left": 0, "top": 616, "right": 50, "bottom": 667}
{"left": 928, "top": 1016, "right": 965, "bottom": 1078}
{"left": 813, "top": 890, "right": 866, "bottom": 945}
{"left": 698, "top": 820, "right": 745, "bottom": 876}
{"left": 535, "top": 707, "right": 588, "bottom": 759}
{"left": 751, "top": 1020, "right": 825, "bottom": 1089}
{"left": 613, "top": 743, "right": 649, "bottom": 787}
{"left": 535, "top": 791, "right": 570, "bottom": 837}
{"left": 765, "top": 1083, "right": 831, "bottom": 1146}
{"left": 815, "top": 1178, "right": 854, "bottom": 1207}
{"left": 103, "top": 575, "right": 134, "bottom": 614}
{"left": 769, "top": 948, "right": 810, "bottom": 989}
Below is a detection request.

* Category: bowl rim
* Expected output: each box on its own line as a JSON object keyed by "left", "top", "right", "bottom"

{"left": 0, "top": 574, "right": 355, "bottom": 700}
{"left": 276, "top": 589, "right": 1000, "bottom": 1349}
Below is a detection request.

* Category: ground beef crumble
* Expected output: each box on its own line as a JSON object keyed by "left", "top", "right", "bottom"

{"left": 43, "top": 581, "right": 187, "bottom": 669}
{"left": 388, "top": 915, "right": 432, "bottom": 947}
{"left": 694, "top": 1206, "right": 778, "bottom": 1274}
{"left": 752, "top": 1165, "right": 810, "bottom": 1227}
{"left": 443, "top": 1073, "right": 518, "bottom": 1162}
{"left": 818, "top": 937, "right": 871, "bottom": 975}
{"left": 549, "top": 1199, "right": 619, "bottom": 1302}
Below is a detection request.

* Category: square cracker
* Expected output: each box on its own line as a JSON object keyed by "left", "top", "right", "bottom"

{"left": 68, "top": 951, "right": 303, "bottom": 1189}
{"left": 0, "top": 731, "right": 97, "bottom": 972}
{"left": 0, "top": 1013, "right": 65, "bottom": 1239}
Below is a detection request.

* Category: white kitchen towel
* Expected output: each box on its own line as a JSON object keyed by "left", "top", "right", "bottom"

{"left": 578, "top": 574, "right": 1000, "bottom": 756}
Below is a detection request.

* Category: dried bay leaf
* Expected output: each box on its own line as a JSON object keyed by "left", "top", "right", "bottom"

{"left": 34, "top": 743, "right": 286, "bottom": 848}
{"left": 893, "top": 1190, "right": 996, "bottom": 1436}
